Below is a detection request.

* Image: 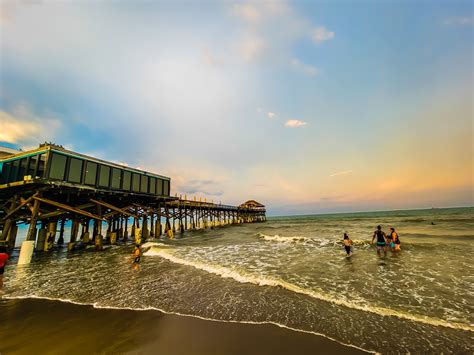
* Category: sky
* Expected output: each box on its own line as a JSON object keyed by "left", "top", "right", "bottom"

{"left": 0, "top": 0, "right": 472, "bottom": 216}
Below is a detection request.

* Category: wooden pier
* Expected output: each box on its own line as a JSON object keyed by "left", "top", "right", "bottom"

{"left": 0, "top": 144, "right": 266, "bottom": 263}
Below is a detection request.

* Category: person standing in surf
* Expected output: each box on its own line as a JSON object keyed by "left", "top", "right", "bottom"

{"left": 389, "top": 227, "right": 401, "bottom": 252}
{"left": 371, "top": 225, "right": 388, "bottom": 257}
{"left": 343, "top": 233, "right": 353, "bottom": 256}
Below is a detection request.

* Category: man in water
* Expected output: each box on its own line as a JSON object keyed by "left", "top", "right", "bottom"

{"left": 371, "top": 225, "right": 388, "bottom": 257}
{"left": 343, "top": 233, "right": 353, "bottom": 256}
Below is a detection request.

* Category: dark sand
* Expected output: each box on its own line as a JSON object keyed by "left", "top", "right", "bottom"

{"left": 0, "top": 298, "right": 366, "bottom": 355}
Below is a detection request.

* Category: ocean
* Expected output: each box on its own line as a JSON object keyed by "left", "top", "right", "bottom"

{"left": 1, "top": 207, "right": 473, "bottom": 354}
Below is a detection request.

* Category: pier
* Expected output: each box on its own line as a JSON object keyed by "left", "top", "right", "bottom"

{"left": 0, "top": 144, "right": 266, "bottom": 264}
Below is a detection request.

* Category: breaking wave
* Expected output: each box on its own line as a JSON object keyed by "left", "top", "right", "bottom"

{"left": 257, "top": 233, "right": 311, "bottom": 242}
{"left": 140, "top": 241, "right": 170, "bottom": 249}
{"left": 145, "top": 247, "right": 474, "bottom": 332}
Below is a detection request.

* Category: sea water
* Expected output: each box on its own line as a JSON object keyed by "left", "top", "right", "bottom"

{"left": 2, "top": 207, "right": 473, "bottom": 353}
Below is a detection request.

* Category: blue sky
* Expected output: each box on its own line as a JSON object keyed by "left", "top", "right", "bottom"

{"left": 0, "top": 0, "right": 472, "bottom": 215}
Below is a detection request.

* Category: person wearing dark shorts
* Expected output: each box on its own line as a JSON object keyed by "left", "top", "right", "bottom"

{"left": 343, "top": 233, "right": 353, "bottom": 256}
{"left": 0, "top": 245, "right": 9, "bottom": 289}
{"left": 371, "top": 225, "right": 388, "bottom": 257}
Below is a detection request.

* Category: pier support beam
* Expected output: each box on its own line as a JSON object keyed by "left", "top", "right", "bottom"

{"left": 19, "top": 198, "right": 41, "bottom": 264}
{"left": 57, "top": 218, "right": 65, "bottom": 246}
{"left": 68, "top": 219, "right": 79, "bottom": 251}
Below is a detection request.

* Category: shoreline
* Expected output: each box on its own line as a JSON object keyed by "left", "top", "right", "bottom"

{"left": 0, "top": 297, "right": 368, "bottom": 354}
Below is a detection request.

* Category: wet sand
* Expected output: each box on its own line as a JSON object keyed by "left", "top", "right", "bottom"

{"left": 0, "top": 298, "right": 366, "bottom": 354}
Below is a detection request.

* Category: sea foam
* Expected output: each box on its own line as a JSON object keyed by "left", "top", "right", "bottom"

{"left": 258, "top": 233, "right": 310, "bottom": 242}
{"left": 147, "top": 247, "right": 474, "bottom": 332}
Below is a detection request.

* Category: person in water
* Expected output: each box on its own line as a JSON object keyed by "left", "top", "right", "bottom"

{"left": 343, "top": 233, "right": 353, "bottom": 256}
{"left": 389, "top": 227, "right": 401, "bottom": 251}
{"left": 371, "top": 225, "right": 388, "bottom": 257}
{"left": 0, "top": 245, "right": 9, "bottom": 289}
{"left": 133, "top": 244, "right": 141, "bottom": 264}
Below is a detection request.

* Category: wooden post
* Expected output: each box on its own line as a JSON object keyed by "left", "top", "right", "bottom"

{"left": 1, "top": 198, "right": 18, "bottom": 246}
{"left": 26, "top": 199, "right": 40, "bottom": 241}
{"left": 19, "top": 198, "right": 40, "bottom": 264}
{"left": 150, "top": 213, "right": 155, "bottom": 238}
{"left": 124, "top": 216, "right": 129, "bottom": 241}
{"left": 68, "top": 219, "right": 79, "bottom": 251}
{"left": 57, "top": 218, "right": 65, "bottom": 246}
{"left": 95, "top": 205, "right": 103, "bottom": 251}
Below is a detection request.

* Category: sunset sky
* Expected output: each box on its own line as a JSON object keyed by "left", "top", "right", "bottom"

{"left": 0, "top": 1, "right": 472, "bottom": 215}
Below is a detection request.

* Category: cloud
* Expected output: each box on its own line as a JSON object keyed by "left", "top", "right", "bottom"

{"left": 285, "top": 119, "right": 307, "bottom": 127}
{"left": 329, "top": 170, "right": 353, "bottom": 177}
{"left": 237, "top": 35, "right": 266, "bottom": 61}
{"left": 267, "top": 112, "right": 276, "bottom": 119}
{"left": 230, "top": 1, "right": 332, "bottom": 69}
{"left": 291, "top": 58, "right": 319, "bottom": 76}
{"left": 312, "top": 26, "right": 335, "bottom": 43}
{"left": 232, "top": 4, "right": 260, "bottom": 23}
{"left": 443, "top": 16, "right": 474, "bottom": 26}
{"left": 232, "top": 2, "right": 290, "bottom": 24}
{"left": 178, "top": 178, "right": 224, "bottom": 196}
{"left": 0, "top": 106, "right": 61, "bottom": 146}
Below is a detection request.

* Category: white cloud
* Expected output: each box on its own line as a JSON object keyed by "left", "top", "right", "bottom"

{"left": 237, "top": 35, "right": 266, "bottom": 61}
{"left": 312, "top": 26, "right": 335, "bottom": 43}
{"left": 443, "top": 16, "right": 474, "bottom": 26}
{"left": 285, "top": 119, "right": 307, "bottom": 128}
{"left": 0, "top": 106, "right": 61, "bottom": 145}
{"left": 232, "top": 4, "right": 260, "bottom": 23}
{"left": 267, "top": 112, "right": 276, "bottom": 119}
{"left": 230, "top": 1, "right": 332, "bottom": 70}
{"left": 291, "top": 58, "right": 319, "bottom": 76}
{"left": 232, "top": 2, "right": 290, "bottom": 24}
{"left": 329, "top": 170, "right": 353, "bottom": 177}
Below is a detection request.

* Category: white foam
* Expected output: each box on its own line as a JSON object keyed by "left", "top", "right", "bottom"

{"left": 151, "top": 248, "right": 474, "bottom": 332}
{"left": 258, "top": 233, "right": 310, "bottom": 242}
{"left": 334, "top": 239, "right": 371, "bottom": 246}
{"left": 141, "top": 242, "right": 170, "bottom": 249}
{"left": 0, "top": 294, "right": 374, "bottom": 354}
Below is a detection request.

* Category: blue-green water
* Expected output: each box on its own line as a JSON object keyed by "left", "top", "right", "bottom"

{"left": 2, "top": 207, "right": 473, "bottom": 353}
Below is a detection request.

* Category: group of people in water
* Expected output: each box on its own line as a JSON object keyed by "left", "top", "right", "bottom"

{"left": 343, "top": 225, "right": 401, "bottom": 257}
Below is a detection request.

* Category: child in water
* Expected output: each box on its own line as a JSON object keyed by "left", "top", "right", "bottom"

{"left": 133, "top": 245, "right": 141, "bottom": 263}
{"left": 132, "top": 245, "right": 141, "bottom": 270}
{"left": 343, "top": 233, "right": 353, "bottom": 256}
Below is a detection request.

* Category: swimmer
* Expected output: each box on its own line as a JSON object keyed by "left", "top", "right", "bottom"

{"left": 343, "top": 233, "right": 353, "bottom": 256}
{"left": 371, "top": 225, "right": 388, "bottom": 257}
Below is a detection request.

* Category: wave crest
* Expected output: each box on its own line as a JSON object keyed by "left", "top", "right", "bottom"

{"left": 258, "top": 233, "right": 310, "bottom": 242}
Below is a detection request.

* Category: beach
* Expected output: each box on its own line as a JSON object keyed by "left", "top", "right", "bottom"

{"left": 0, "top": 298, "right": 364, "bottom": 355}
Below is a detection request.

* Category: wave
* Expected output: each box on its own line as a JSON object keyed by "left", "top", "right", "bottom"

{"left": 259, "top": 234, "right": 382, "bottom": 248}
{"left": 334, "top": 239, "right": 371, "bottom": 246}
{"left": 140, "top": 242, "right": 170, "bottom": 249}
{"left": 257, "top": 233, "right": 311, "bottom": 243}
{"left": 1, "top": 294, "right": 374, "bottom": 354}
{"left": 146, "top": 247, "right": 474, "bottom": 332}
{"left": 399, "top": 217, "right": 473, "bottom": 224}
